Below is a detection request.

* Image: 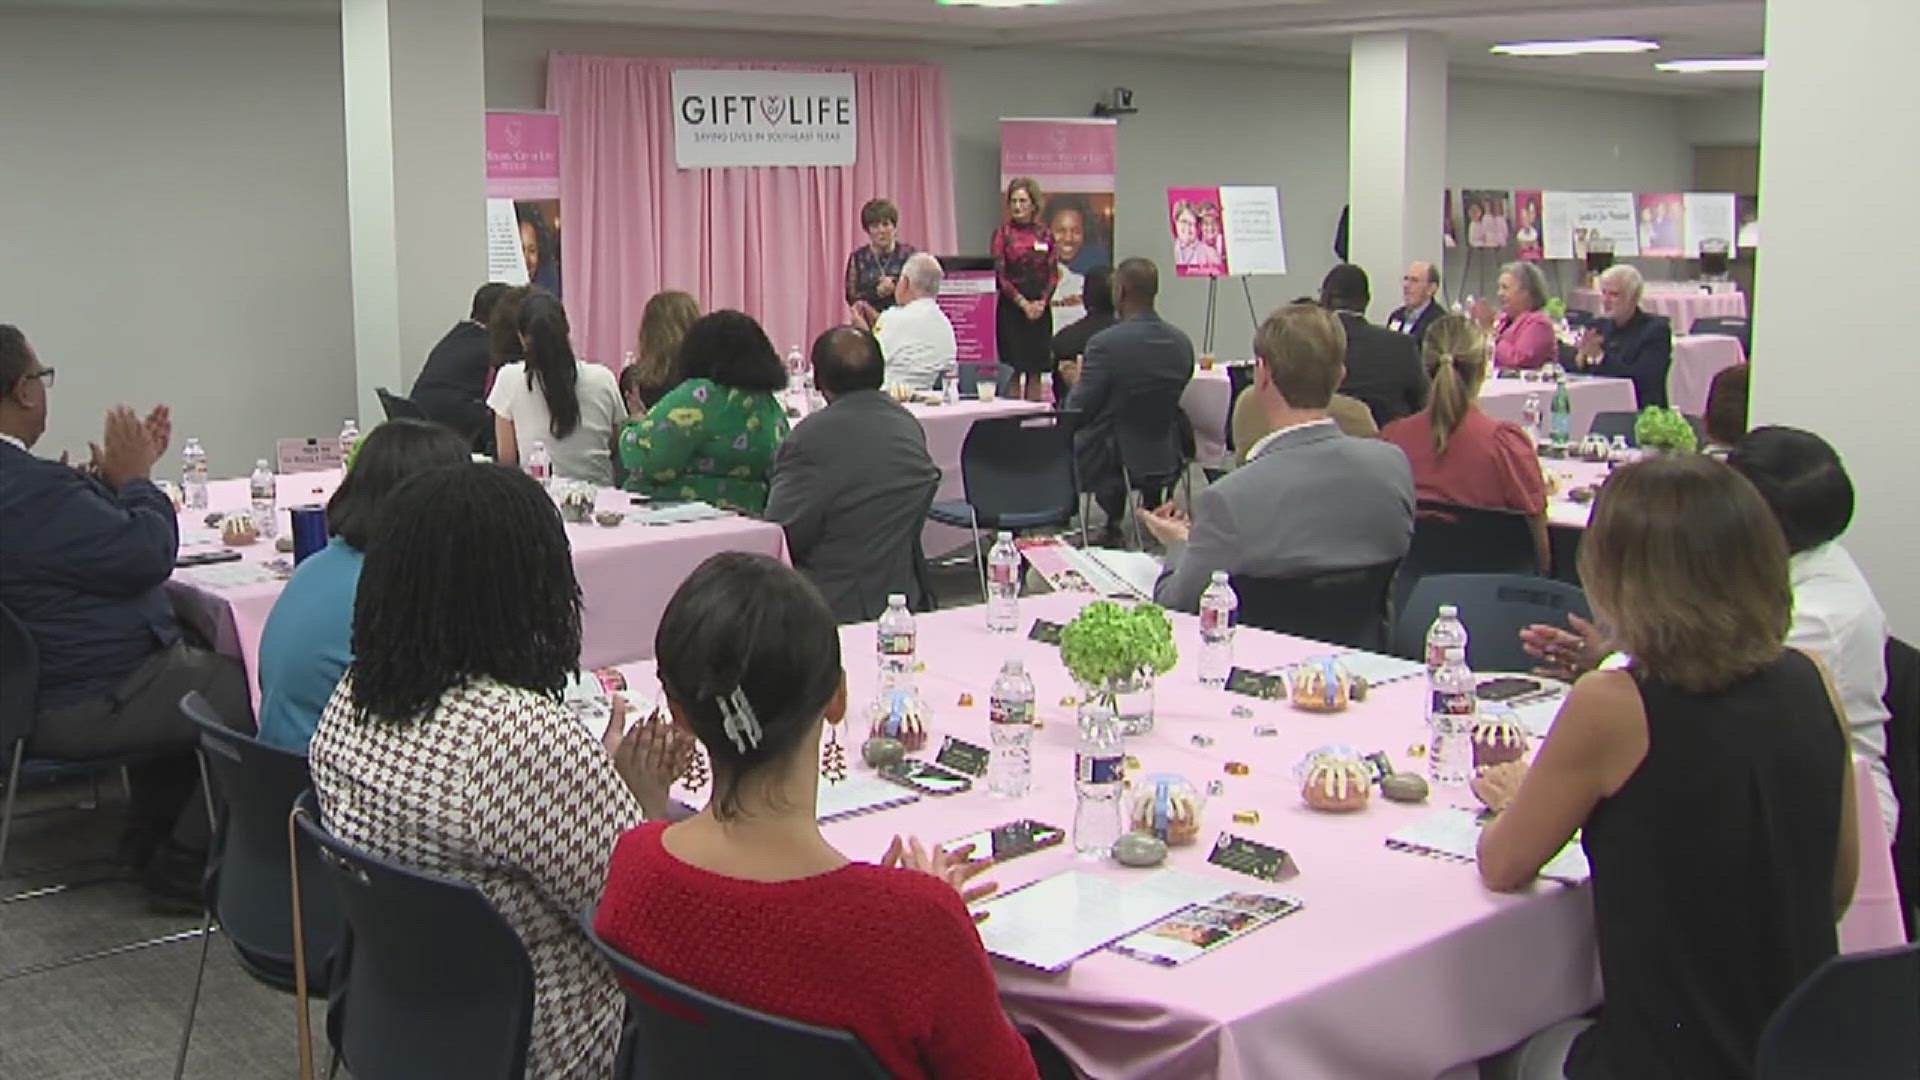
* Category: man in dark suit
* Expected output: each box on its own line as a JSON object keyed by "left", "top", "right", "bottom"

{"left": 1385, "top": 261, "right": 1444, "bottom": 346}
{"left": 0, "top": 325, "right": 251, "bottom": 910}
{"left": 1321, "top": 263, "right": 1427, "bottom": 428}
{"left": 764, "top": 327, "right": 941, "bottom": 623}
{"left": 410, "top": 282, "right": 508, "bottom": 452}
{"left": 1061, "top": 258, "right": 1195, "bottom": 546}
{"left": 1576, "top": 264, "right": 1673, "bottom": 408}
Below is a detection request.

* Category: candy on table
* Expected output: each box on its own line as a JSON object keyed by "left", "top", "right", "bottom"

{"left": 914, "top": 661, "right": 927, "bottom": 673}
{"left": 1190, "top": 734, "right": 1215, "bottom": 748}
{"left": 1224, "top": 761, "right": 1251, "bottom": 776}
{"left": 1125, "top": 756, "right": 1142, "bottom": 771}
{"left": 1206, "top": 779, "right": 1227, "bottom": 797}
{"left": 1407, "top": 743, "right": 1428, "bottom": 758}
{"left": 1230, "top": 705, "right": 1254, "bottom": 719}
{"left": 1232, "top": 809, "right": 1261, "bottom": 825}
{"left": 957, "top": 692, "right": 974, "bottom": 707}
{"left": 1059, "top": 695, "right": 1077, "bottom": 707}
{"left": 1253, "top": 725, "right": 1278, "bottom": 737}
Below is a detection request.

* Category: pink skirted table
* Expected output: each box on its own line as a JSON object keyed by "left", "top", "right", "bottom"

{"left": 1479, "top": 375, "right": 1639, "bottom": 442}
{"left": 1667, "top": 334, "right": 1747, "bottom": 418}
{"left": 906, "top": 397, "right": 1050, "bottom": 556}
{"left": 164, "top": 472, "right": 789, "bottom": 703}
{"left": 1566, "top": 286, "right": 1748, "bottom": 333}
{"left": 1179, "top": 365, "right": 1238, "bottom": 469}
{"left": 614, "top": 594, "right": 1907, "bottom": 1080}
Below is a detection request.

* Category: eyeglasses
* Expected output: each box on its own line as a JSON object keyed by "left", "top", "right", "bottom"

{"left": 27, "top": 367, "right": 55, "bottom": 388}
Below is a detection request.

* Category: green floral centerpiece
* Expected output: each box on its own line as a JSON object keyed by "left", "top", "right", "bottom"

{"left": 1544, "top": 296, "right": 1568, "bottom": 322}
{"left": 1633, "top": 406, "right": 1697, "bottom": 454}
{"left": 1060, "top": 601, "right": 1179, "bottom": 736}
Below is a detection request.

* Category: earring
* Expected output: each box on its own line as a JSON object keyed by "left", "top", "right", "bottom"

{"left": 681, "top": 744, "right": 711, "bottom": 791}
{"left": 820, "top": 718, "right": 848, "bottom": 785}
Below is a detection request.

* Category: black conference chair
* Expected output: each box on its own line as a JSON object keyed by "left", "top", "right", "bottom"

{"left": 1390, "top": 574, "right": 1591, "bottom": 674}
{"left": 1223, "top": 363, "right": 1257, "bottom": 457}
{"left": 375, "top": 387, "right": 427, "bottom": 422}
{"left": 927, "top": 411, "right": 1084, "bottom": 597}
{"left": 1586, "top": 411, "right": 1640, "bottom": 445}
{"left": 1113, "top": 385, "right": 1192, "bottom": 548}
{"left": 1688, "top": 315, "right": 1751, "bottom": 357}
{"left": 172, "top": 694, "right": 343, "bottom": 1079}
{"left": 953, "top": 361, "right": 1010, "bottom": 399}
{"left": 1754, "top": 943, "right": 1919, "bottom": 1080}
{"left": 1231, "top": 559, "right": 1401, "bottom": 652}
{"left": 1396, "top": 500, "right": 1541, "bottom": 613}
{"left": 1883, "top": 637, "right": 1918, "bottom": 940}
{"left": 578, "top": 912, "right": 889, "bottom": 1080}
{"left": 294, "top": 792, "right": 534, "bottom": 1080}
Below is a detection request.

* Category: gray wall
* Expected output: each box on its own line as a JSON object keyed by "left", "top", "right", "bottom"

{"left": 4, "top": 10, "right": 1699, "bottom": 473}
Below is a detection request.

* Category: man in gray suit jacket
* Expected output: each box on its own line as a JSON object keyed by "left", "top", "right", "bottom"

{"left": 1061, "top": 257, "right": 1195, "bottom": 546}
{"left": 1143, "top": 302, "right": 1414, "bottom": 613}
{"left": 764, "top": 327, "right": 941, "bottom": 623}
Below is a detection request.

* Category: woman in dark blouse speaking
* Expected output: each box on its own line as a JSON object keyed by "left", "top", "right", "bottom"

{"left": 992, "top": 177, "right": 1061, "bottom": 402}
{"left": 844, "top": 198, "right": 917, "bottom": 331}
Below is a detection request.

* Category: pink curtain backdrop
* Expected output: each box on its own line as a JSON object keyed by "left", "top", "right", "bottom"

{"left": 548, "top": 53, "right": 959, "bottom": 369}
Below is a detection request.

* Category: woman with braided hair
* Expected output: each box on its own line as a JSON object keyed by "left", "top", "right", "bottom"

{"left": 1381, "top": 314, "right": 1550, "bottom": 571}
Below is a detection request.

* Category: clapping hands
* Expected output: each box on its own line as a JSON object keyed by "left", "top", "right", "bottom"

{"left": 1135, "top": 498, "right": 1191, "bottom": 547}
{"left": 603, "top": 694, "right": 699, "bottom": 820}
{"left": 882, "top": 835, "right": 999, "bottom": 922}
{"left": 1518, "top": 613, "right": 1606, "bottom": 681}
{"left": 89, "top": 404, "right": 170, "bottom": 488}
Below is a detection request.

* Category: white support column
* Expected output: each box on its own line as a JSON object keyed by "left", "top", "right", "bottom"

{"left": 1752, "top": 0, "right": 1920, "bottom": 634}
{"left": 1348, "top": 32, "right": 1448, "bottom": 322}
{"left": 341, "top": 0, "right": 486, "bottom": 426}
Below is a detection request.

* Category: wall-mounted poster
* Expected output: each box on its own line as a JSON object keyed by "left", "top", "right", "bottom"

{"left": 1443, "top": 189, "right": 1459, "bottom": 249}
{"left": 1001, "top": 118, "right": 1117, "bottom": 331}
{"left": 1462, "top": 189, "right": 1511, "bottom": 248}
{"left": 1541, "top": 191, "right": 1639, "bottom": 260}
{"left": 1682, "top": 192, "right": 1739, "bottom": 257}
{"left": 1514, "top": 190, "right": 1544, "bottom": 262}
{"left": 1635, "top": 192, "right": 1685, "bottom": 257}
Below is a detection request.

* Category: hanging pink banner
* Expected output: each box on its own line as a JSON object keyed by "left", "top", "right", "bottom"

{"left": 999, "top": 118, "right": 1117, "bottom": 333}
{"left": 487, "top": 111, "right": 563, "bottom": 297}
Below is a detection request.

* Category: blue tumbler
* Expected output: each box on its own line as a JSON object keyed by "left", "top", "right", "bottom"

{"left": 289, "top": 505, "right": 329, "bottom": 565}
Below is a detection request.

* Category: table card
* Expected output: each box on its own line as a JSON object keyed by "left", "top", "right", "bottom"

{"left": 1027, "top": 619, "right": 1065, "bottom": 645}
{"left": 1108, "top": 890, "right": 1304, "bottom": 967}
{"left": 274, "top": 437, "right": 344, "bottom": 475}
{"left": 1207, "top": 833, "right": 1298, "bottom": 882}
{"left": 934, "top": 735, "right": 991, "bottom": 778}
{"left": 1224, "top": 667, "right": 1285, "bottom": 701}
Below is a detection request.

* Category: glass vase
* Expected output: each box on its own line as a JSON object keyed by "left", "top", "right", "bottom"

{"left": 1081, "top": 671, "right": 1156, "bottom": 737}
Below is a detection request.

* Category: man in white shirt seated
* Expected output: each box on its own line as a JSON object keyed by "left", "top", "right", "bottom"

{"left": 874, "top": 252, "right": 957, "bottom": 391}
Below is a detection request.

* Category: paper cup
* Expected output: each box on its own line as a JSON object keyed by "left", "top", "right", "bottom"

{"left": 977, "top": 382, "right": 997, "bottom": 402}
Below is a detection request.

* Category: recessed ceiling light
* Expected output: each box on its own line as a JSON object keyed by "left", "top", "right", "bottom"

{"left": 937, "top": 0, "right": 1058, "bottom": 8}
{"left": 1655, "top": 57, "right": 1768, "bottom": 73}
{"left": 1490, "top": 39, "right": 1661, "bottom": 58}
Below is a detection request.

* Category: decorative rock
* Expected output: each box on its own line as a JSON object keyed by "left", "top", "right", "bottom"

{"left": 861, "top": 736, "right": 906, "bottom": 770}
{"left": 1232, "top": 809, "right": 1261, "bottom": 825}
{"left": 203, "top": 512, "right": 225, "bottom": 529}
{"left": 1224, "top": 761, "right": 1251, "bottom": 776}
{"left": 1112, "top": 831, "right": 1168, "bottom": 868}
{"left": 1569, "top": 486, "right": 1596, "bottom": 504}
{"left": 275, "top": 534, "right": 295, "bottom": 553}
{"left": 1350, "top": 676, "right": 1371, "bottom": 702}
{"left": 1381, "top": 772, "right": 1430, "bottom": 804}
{"left": 594, "top": 510, "right": 625, "bottom": 528}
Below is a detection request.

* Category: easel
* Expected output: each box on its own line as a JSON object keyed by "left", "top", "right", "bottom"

{"left": 1200, "top": 274, "right": 1261, "bottom": 356}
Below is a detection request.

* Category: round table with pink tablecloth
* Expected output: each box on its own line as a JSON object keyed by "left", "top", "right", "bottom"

{"left": 1667, "top": 334, "right": 1747, "bottom": 418}
{"left": 1567, "top": 285, "right": 1748, "bottom": 333}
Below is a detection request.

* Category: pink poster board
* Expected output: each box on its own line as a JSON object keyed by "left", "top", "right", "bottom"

{"left": 1634, "top": 192, "right": 1685, "bottom": 257}
{"left": 1167, "top": 187, "right": 1229, "bottom": 278}
{"left": 1515, "top": 190, "right": 1544, "bottom": 262}
{"left": 487, "top": 111, "right": 564, "bottom": 298}
{"left": 937, "top": 269, "right": 1000, "bottom": 365}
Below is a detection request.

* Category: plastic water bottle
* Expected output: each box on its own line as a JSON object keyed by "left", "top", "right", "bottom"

{"left": 1425, "top": 604, "right": 1469, "bottom": 676}
{"left": 1549, "top": 378, "right": 1573, "bottom": 447}
{"left": 1522, "top": 395, "right": 1545, "bottom": 446}
{"left": 1197, "top": 571, "right": 1238, "bottom": 687}
{"left": 786, "top": 343, "right": 805, "bottom": 379}
{"left": 338, "top": 418, "right": 360, "bottom": 462}
{"left": 1428, "top": 647, "right": 1475, "bottom": 786}
{"left": 988, "top": 659, "right": 1036, "bottom": 798}
{"left": 1073, "top": 701, "right": 1126, "bottom": 857}
{"left": 985, "top": 531, "right": 1021, "bottom": 634}
{"left": 877, "top": 594, "right": 916, "bottom": 692}
{"left": 525, "top": 440, "right": 552, "bottom": 488}
{"left": 248, "top": 459, "right": 278, "bottom": 538}
{"left": 942, "top": 364, "right": 959, "bottom": 405}
{"left": 180, "top": 437, "right": 209, "bottom": 511}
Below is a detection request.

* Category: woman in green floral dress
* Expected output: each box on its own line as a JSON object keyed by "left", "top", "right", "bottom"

{"left": 620, "top": 310, "right": 790, "bottom": 514}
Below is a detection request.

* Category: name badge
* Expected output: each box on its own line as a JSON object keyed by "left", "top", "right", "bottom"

{"left": 1034, "top": 241, "right": 1049, "bottom": 252}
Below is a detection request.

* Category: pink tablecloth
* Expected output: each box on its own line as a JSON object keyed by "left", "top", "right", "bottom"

{"left": 907, "top": 397, "right": 1049, "bottom": 556}
{"left": 614, "top": 594, "right": 1906, "bottom": 1080}
{"left": 165, "top": 473, "right": 788, "bottom": 703}
{"left": 1668, "top": 334, "right": 1747, "bottom": 418}
{"left": 1567, "top": 288, "right": 1748, "bottom": 333}
{"left": 1479, "top": 375, "right": 1639, "bottom": 442}
{"left": 1181, "top": 366, "right": 1237, "bottom": 467}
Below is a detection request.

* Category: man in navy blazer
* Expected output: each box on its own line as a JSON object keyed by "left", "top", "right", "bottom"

{"left": 1577, "top": 264, "right": 1673, "bottom": 408}
{"left": 0, "top": 325, "right": 249, "bottom": 909}
{"left": 1385, "top": 261, "right": 1445, "bottom": 346}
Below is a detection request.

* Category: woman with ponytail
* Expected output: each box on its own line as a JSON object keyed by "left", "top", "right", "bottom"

{"left": 487, "top": 290, "right": 628, "bottom": 485}
{"left": 1381, "top": 314, "right": 1550, "bottom": 570}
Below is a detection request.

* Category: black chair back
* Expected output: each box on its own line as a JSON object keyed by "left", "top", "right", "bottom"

{"left": 1113, "top": 381, "right": 1187, "bottom": 492}
{"left": 1688, "top": 316, "right": 1752, "bottom": 357}
{"left": 0, "top": 604, "right": 38, "bottom": 766}
{"left": 954, "top": 361, "right": 1003, "bottom": 399}
{"left": 1391, "top": 574, "right": 1590, "bottom": 673}
{"left": 182, "top": 692, "right": 341, "bottom": 992}
{"left": 1564, "top": 309, "right": 1599, "bottom": 331}
{"left": 1586, "top": 411, "right": 1639, "bottom": 445}
{"left": 1224, "top": 364, "right": 1256, "bottom": 455}
{"left": 956, "top": 411, "right": 1081, "bottom": 530}
{"left": 1884, "top": 637, "right": 1918, "bottom": 940}
{"left": 1232, "top": 559, "right": 1401, "bottom": 651}
{"left": 1754, "top": 943, "right": 1919, "bottom": 1080}
{"left": 577, "top": 913, "right": 889, "bottom": 1080}
{"left": 375, "top": 388, "right": 426, "bottom": 421}
{"left": 1403, "top": 500, "right": 1541, "bottom": 601}
{"left": 294, "top": 792, "right": 534, "bottom": 1080}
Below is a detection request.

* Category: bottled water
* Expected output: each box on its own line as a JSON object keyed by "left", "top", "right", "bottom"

{"left": 877, "top": 593, "right": 916, "bottom": 692}
{"left": 525, "top": 440, "right": 552, "bottom": 488}
{"left": 248, "top": 459, "right": 278, "bottom": 538}
{"left": 942, "top": 365, "right": 959, "bottom": 405}
{"left": 1428, "top": 646, "right": 1475, "bottom": 786}
{"left": 180, "top": 437, "right": 209, "bottom": 511}
{"left": 1549, "top": 378, "right": 1573, "bottom": 447}
{"left": 987, "top": 659, "right": 1036, "bottom": 798}
{"left": 786, "top": 343, "right": 805, "bottom": 379}
{"left": 1521, "top": 395, "right": 1545, "bottom": 447}
{"left": 985, "top": 531, "right": 1021, "bottom": 634}
{"left": 338, "top": 418, "right": 360, "bottom": 462}
{"left": 1424, "top": 604, "right": 1469, "bottom": 676}
{"left": 1072, "top": 701, "right": 1126, "bottom": 857}
{"left": 1197, "top": 571, "right": 1238, "bottom": 688}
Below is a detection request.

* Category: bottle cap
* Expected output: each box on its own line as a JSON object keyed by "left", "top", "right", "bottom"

{"left": 1004, "top": 658, "right": 1024, "bottom": 674}
{"left": 997, "top": 530, "right": 1013, "bottom": 542}
{"left": 1438, "top": 604, "right": 1458, "bottom": 617}
{"left": 1210, "top": 570, "right": 1229, "bottom": 583}
{"left": 887, "top": 593, "right": 906, "bottom": 606}
{"left": 255, "top": 459, "right": 270, "bottom": 469}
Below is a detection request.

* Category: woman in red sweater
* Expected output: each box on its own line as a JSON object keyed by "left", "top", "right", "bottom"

{"left": 595, "top": 552, "right": 1042, "bottom": 1080}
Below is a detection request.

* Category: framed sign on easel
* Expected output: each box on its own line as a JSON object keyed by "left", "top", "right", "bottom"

{"left": 1167, "top": 185, "right": 1288, "bottom": 355}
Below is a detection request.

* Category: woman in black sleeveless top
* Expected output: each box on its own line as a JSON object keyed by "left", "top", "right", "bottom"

{"left": 1475, "top": 454, "right": 1862, "bottom": 1080}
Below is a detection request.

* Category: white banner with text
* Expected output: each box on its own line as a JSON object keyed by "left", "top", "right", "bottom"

{"left": 672, "top": 69, "right": 858, "bottom": 168}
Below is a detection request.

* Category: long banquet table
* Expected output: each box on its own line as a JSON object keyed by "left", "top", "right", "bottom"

{"left": 614, "top": 594, "right": 1906, "bottom": 1080}
{"left": 164, "top": 471, "right": 789, "bottom": 701}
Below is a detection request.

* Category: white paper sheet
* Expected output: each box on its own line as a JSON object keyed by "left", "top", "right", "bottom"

{"left": 1386, "top": 808, "right": 1590, "bottom": 884}
{"left": 1329, "top": 650, "right": 1427, "bottom": 687}
{"left": 975, "top": 868, "right": 1229, "bottom": 972}
{"left": 1218, "top": 185, "right": 1288, "bottom": 275}
{"left": 486, "top": 198, "right": 532, "bottom": 286}
{"left": 1682, "top": 192, "right": 1738, "bottom": 258}
{"left": 815, "top": 772, "right": 921, "bottom": 823}
{"left": 1083, "top": 548, "right": 1163, "bottom": 600}
{"left": 630, "top": 501, "right": 731, "bottom": 526}
{"left": 177, "top": 561, "right": 280, "bottom": 590}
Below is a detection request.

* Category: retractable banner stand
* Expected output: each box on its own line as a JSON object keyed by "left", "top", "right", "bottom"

{"left": 999, "top": 118, "right": 1118, "bottom": 332}
{"left": 486, "top": 111, "right": 563, "bottom": 295}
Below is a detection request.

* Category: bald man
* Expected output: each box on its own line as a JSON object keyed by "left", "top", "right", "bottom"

{"left": 1386, "top": 261, "right": 1443, "bottom": 345}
